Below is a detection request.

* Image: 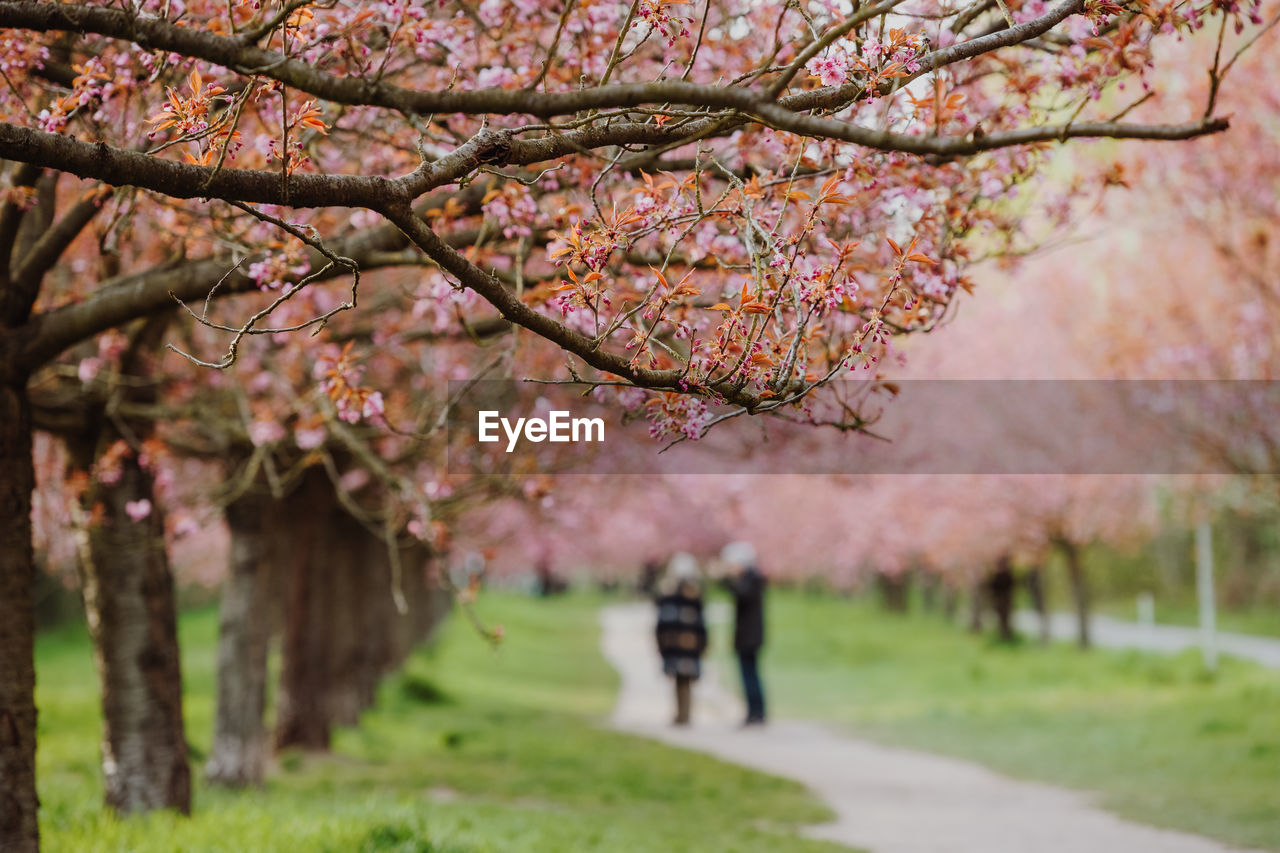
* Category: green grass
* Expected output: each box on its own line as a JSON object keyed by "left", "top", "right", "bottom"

{"left": 1095, "top": 596, "right": 1280, "bottom": 638}
{"left": 754, "top": 590, "right": 1280, "bottom": 851}
{"left": 37, "top": 593, "right": 838, "bottom": 853}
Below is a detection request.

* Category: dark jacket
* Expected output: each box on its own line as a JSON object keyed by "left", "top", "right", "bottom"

{"left": 722, "top": 567, "right": 766, "bottom": 652}
{"left": 655, "top": 581, "right": 707, "bottom": 678}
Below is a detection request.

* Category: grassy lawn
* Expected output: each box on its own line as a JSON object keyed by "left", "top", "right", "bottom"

{"left": 754, "top": 591, "right": 1280, "bottom": 852}
{"left": 1095, "top": 596, "right": 1280, "bottom": 639}
{"left": 37, "top": 593, "right": 839, "bottom": 853}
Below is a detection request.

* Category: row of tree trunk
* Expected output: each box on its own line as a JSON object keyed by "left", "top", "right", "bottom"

{"left": 208, "top": 465, "right": 448, "bottom": 786}
{"left": 971, "top": 544, "right": 1090, "bottom": 647}
{"left": 40, "top": 419, "right": 449, "bottom": 823}
{"left": 269, "top": 466, "right": 445, "bottom": 758}
{"left": 890, "top": 549, "right": 1093, "bottom": 648}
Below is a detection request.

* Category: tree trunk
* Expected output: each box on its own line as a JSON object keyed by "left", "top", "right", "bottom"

{"left": 325, "top": 510, "right": 370, "bottom": 728}
{"left": 1025, "top": 566, "right": 1050, "bottom": 644}
{"left": 390, "top": 544, "right": 435, "bottom": 666}
{"left": 359, "top": 540, "right": 396, "bottom": 706}
{"left": 919, "top": 570, "right": 937, "bottom": 612}
{"left": 967, "top": 578, "right": 985, "bottom": 633}
{"left": 274, "top": 471, "right": 449, "bottom": 750}
{"left": 0, "top": 383, "right": 40, "bottom": 853}
{"left": 275, "top": 469, "right": 335, "bottom": 751}
{"left": 987, "top": 561, "right": 1016, "bottom": 643}
{"left": 877, "top": 571, "right": 909, "bottom": 613}
{"left": 414, "top": 549, "right": 448, "bottom": 643}
{"left": 52, "top": 313, "right": 190, "bottom": 815}
{"left": 1153, "top": 526, "right": 1186, "bottom": 596}
{"left": 1223, "top": 514, "right": 1260, "bottom": 608}
{"left": 1059, "top": 539, "right": 1091, "bottom": 650}
{"left": 329, "top": 513, "right": 407, "bottom": 726}
{"left": 206, "top": 490, "right": 274, "bottom": 787}
{"left": 80, "top": 454, "right": 191, "bottom": 814}
{"left": 941, "top": 583, "right": 958, "bottom": 621}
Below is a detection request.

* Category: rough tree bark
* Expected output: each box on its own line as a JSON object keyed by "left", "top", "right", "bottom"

{"left": 326, "top": 510, "right": 409, "bottom": 727}
{"left": 392, "top": 544, "right": 437, "bottom": 664}
{"left": 325, "top": 509, "right": 371, "bottom": 728}
{"left": 77, "top": 451, "right": 191, "bottom": 814}
{"left": 356, "top": 541, "right": 394, "bottom": 712}
{"left": 0, "top": 382, "right": 39, "bottom": 853}
{"left": 206, "top": 488, "right": 275, "bottom": 787}
{"left": 275, "top": 471, "right": 447, "bottom": 750}
{"left": 275, "top": 467, "right": 335, "bottom": 751}
{"left": 59, "top": 313, "right": 190, "bottom": 816}
{"left": 410, "top": 548, "right": 446, "bottom": 644}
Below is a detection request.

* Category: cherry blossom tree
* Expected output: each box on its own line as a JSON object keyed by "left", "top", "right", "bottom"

{"left": 0, "top": 0, "right": 1271, "bottom": 848}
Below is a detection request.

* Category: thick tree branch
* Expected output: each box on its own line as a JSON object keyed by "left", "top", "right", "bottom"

{"left": 16, "top": 186, "right": 490, "bottom": 370}
{"left": 387, "top": 206, "right": 681, "bottom": 385}
{"left": 924, "top": 0, "right": 1083, "bottom": 70}
{"left": 0, "top": 121, "right": 405, "bottom": 208}
{"left": 0, "top": 0, "right": 1131, "bottom": 123}
{"left": 0, "top": 113, "right": 1231, "bottom": 224}
{"left": 0, "top": 1, "right": 844, "bottom": 118}
{"left": 385, "top": 205, "right": 798, "bottom": 410}
{"left": 0, "top": 0, "right": 1231, "bottom": 193}
{"left": 11, "top": 187, "right": 103, "bottom": 288}
{"left": 0, "top": 161, "right": 40, "bottom": 286}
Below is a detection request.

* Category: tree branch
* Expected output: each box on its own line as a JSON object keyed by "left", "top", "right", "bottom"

{"left": 0, "top": 160, "right": 40, "bottom": 287}
{"left": 0, "top": 121, "right": 405, "bottom": 208}
{"left": 0, "top": 0, "right": 1121, "bottom": 123}
{"left": 384, "top": 205, "right": 801, "bottom": 411}
{"left": 11, "top": 187, "right": 103, "bottom": 289}
{"left": 0, "top": 112, "right": 1231, "bottom": 228}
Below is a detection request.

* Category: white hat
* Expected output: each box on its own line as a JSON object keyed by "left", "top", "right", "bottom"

{"left": 667, "top": 552, "right": 699, "bottom": 582}
{"left": 720, "top": 541, "right": 756, "bottom": 567}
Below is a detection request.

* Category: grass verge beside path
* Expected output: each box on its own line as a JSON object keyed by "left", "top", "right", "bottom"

{"left": 38, "top": 593, "right": 839, "bottom": 853}
{"left": 1095, "top": 596, "right": 1280, "bottom": 639}
{"left": 755, "top": 591, "right": 1280, "bottom": 852}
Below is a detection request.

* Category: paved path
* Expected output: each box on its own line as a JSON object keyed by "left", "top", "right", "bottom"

{"left": 1013, "top": 611, "right": 1280, "bottom": 669}
{"left": 601, "top": 603, "right": 1265, "bottom": 853}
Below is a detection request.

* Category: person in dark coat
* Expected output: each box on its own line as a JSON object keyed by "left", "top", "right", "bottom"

{"left": 718, "top": 541, "right": 767, "bottom": 725}
{"left": 535, "top": 557, "right": 567, "bottom": 597}
{"left": 654, "top": 553, "right": 707, "bottom": 726}
{"left": 638, "top": 558, "right": 661, "bottom": 597}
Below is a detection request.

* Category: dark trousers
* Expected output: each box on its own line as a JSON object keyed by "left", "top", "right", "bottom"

{"left": 674, "top": 675, "right": 692, "bottom": 724}
{"left": 737, "top": 649, "right": 766, "bottom": 722}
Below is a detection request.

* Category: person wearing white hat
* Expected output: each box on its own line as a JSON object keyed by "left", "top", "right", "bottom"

{"left": 654, "top": 552, "right": 707, "bottom": 726}
{"left": 717, "top": 541, "right": 767, "bottom": 726}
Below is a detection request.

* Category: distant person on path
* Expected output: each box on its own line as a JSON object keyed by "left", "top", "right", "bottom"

{"left": 535, "top": 557, "right": 568, "bottom": 597}
{"left": 654, "top": 553, "right": 707, "bottom": 726}
{"left": 718, "top": 541, "right": 767, "bottom": 726}
{"left": 638, "top": 558, "right": 661, "bottom": 597}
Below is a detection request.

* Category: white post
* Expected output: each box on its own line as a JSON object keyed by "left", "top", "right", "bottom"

{"left": 1195, "top": 520, "right": 1218, "bottom": 673}
{"left": 1136, "top": 591, "right": 1155, "bottom": 643}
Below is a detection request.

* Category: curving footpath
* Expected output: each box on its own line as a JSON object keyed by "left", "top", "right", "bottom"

{"left": 600, "top": 602, "right": 1266, "bottom": 853}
